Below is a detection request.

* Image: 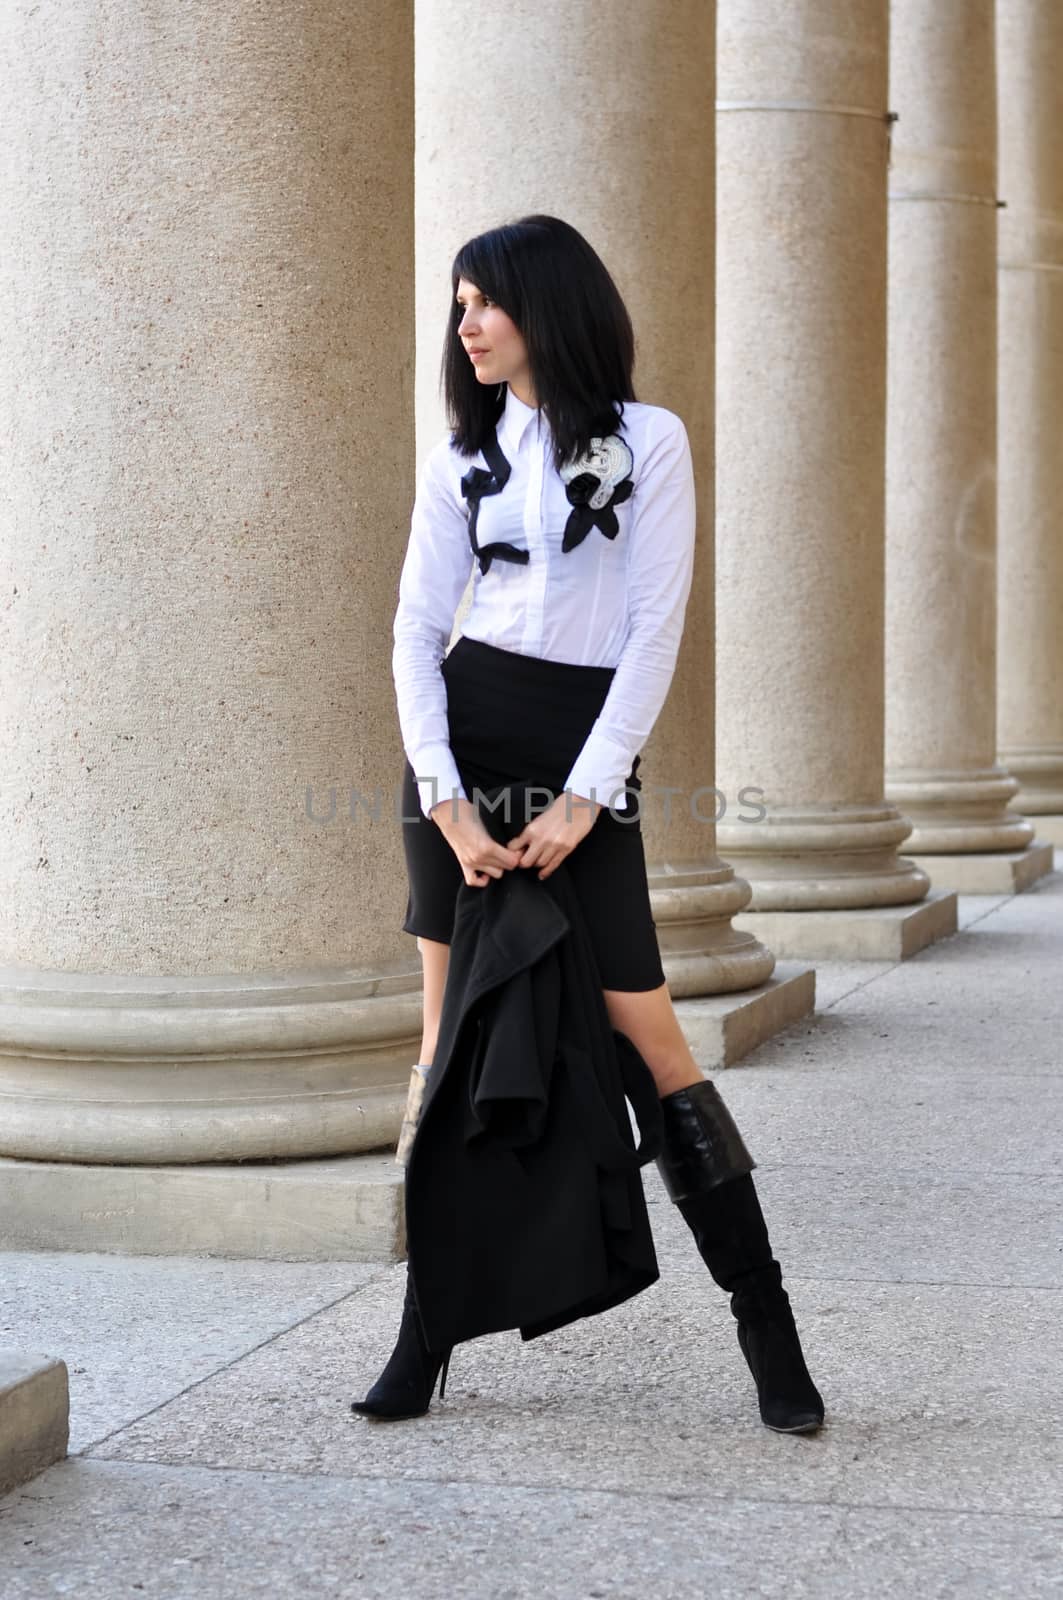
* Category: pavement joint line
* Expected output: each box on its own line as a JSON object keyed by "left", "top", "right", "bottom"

{"left": 741, "top": 1161, "right": 1063, "bottom": 1176}
{"left": 65, "top": 1264, "right": 397, "bottom": 1458}
{"left": 818, "top": 968, "right": 903, "bottom": 1012}
{"left": 53, "top": 1455, "right": 1063, "bottom": 1525}
{"left": 658, "top": 1270, "right": 1063, "bottom": 1289}
{"left": 733, "top": 1069, "right": 1063, "bottom": 1079}
{"left": 959, "top": 897, "right": 1038, "bottom": 932}
{"left": 727, "top": 1076, "right": 1063, "bottom": 1086}
{"left": 728, "top": 1069, "right": 1063, "bottom": 1080}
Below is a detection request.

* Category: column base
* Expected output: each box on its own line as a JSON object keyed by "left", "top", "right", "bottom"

{"left": 884, "top": 767, "right": 1035, "bottom": 854}
{"left": 0, "top": 961, "right": 423, "bottom": 1164}
{"left": 732, "top": 889, "right": 957, "bottom": 960}
{"left": 905, "top": 842, "right": 1055, "bottom": 894}
{"left": 673, "top": 962, "right": 814, "bottom": 1067}
{"left": 0, "top": 1351, "right": 69, "bottom": 1496}
{"left": 648, "top": 858, "right": 775, "bottom": 995}
{"left": 998, "top": 749, "right": 1063, "bottom": 818}
{"left": 1019, "top": 815, "right": 1063, "bottom": 847}
{"left": 0, "top": 1151, "right": 406, "bottom": 1262}
{"left": 716, "top": 805, "right": 930, "bottom": 910}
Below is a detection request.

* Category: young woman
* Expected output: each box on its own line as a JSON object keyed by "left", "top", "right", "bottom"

{"left": 351, "top": 215, "right": 825, "bottom": 1434}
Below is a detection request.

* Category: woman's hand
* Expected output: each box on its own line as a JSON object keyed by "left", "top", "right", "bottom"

{"left": 506, "top": 791, "right": 603, "bottom": 880}
{"left": 429, "top": 796, "right": 526, "bottom": 888}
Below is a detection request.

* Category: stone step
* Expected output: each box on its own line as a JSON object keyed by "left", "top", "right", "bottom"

{"left": 906, "top": 843, "right": 1056, "bottom": 895}
{"left": 0, "top": 1151, "right": 405, "bottom": 1264}
{"left": 0, "top": 1349, "right": 69, "bottom": 1495}
{"left": 734, "top": 889, "right": 958, "bottom": 961}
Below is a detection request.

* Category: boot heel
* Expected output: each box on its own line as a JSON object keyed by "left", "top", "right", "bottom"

{"left": 437, "top": 1348, "right": 452, "bottom": 1401}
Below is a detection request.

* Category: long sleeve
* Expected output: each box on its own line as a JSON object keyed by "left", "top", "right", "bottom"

{"left": 392, "top": 438, "right": 476, "bottom": 818}
{"left": 562, "top": 413, "right": 696, "bottom": 808}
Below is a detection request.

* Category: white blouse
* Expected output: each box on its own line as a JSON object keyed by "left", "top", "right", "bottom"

{"left": 392, "top": 385, "right": 696, "bottom": 818}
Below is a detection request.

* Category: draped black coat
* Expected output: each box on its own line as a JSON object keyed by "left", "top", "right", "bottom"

{"left": 404, "top": 780, "right": 664, "bottom": 1352}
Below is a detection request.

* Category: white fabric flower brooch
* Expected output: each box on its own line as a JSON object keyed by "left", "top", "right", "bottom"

{"left": 559, "top": 435, "right": 635, "bottom": 552}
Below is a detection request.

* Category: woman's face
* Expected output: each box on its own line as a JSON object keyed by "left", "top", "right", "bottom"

{"left": 455, "top": 277, "right": 532, "bottom": 396}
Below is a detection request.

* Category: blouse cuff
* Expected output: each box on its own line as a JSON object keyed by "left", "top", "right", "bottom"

{"left": 562, "top": 730, "right": 637, "bottom": 815}
{"left": 410, "top": 741, "right": 468, "bottom": 820}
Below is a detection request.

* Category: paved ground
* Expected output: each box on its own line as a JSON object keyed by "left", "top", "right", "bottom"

{"left": 2, "top": 862, "right": 1061, "bottom": 1598}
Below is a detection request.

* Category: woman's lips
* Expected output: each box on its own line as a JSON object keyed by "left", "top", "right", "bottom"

{"left": 468, "top": 349, "right": 489, "bottom": 361}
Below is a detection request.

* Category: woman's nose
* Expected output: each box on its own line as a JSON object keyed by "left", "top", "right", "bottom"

{"left": 458, "top": 310, "right": 479, "bottom": 336}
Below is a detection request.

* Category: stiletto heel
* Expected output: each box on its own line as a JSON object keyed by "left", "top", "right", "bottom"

{"left": 350, "top": 1268, "right": 454, "bottom": 1421}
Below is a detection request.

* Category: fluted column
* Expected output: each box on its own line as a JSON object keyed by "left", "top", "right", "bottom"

{"left": 715, "top": 0, "right": 931, "bottom": 918}
{"left": 996, "top": 0, "right": 1063, "bottom": 841}
{"left": 883, "top": 0, "right": 1045, "bottom": 892}
{"left": 0, "top": 2, "right": 422, "bottom": 1165}
{"left": 416, "top": 0, "right": 774, "bottom": 995}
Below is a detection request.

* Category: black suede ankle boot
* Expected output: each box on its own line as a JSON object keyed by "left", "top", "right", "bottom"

{"left": 658, "top": 1079, "right": 825, "bottom": 1434}
{"left": 350, "top": 1266, "right": 452, "bottom": 1421}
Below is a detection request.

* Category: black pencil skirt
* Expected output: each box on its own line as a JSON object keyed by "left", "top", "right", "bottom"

{"left": 400, "top": 635, "right": 667, "bottom": 992}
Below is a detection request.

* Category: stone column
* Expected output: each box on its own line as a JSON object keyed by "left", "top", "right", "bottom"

{"left": 996, "top": 0, "right": 1063, "bottom": 845}
{"left": 715, "top": 0, "right": 955, "bottom": 960}
{"left": 416, "top": 0, "right": 810, "bottom": 1036}
{"left": 0, "top": 1, "right": 421, "bottom": 1234}
{"left": 883, "top": 0, "right": 1050, "bottom": 895}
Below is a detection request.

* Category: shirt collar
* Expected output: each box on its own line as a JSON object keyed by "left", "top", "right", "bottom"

{"left": 496, "top": 386, "right": 543, "bottom": 458}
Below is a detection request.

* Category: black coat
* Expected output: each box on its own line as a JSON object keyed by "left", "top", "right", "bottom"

{"left": 404, "top": 780, "right": 664, "bottom": 1352}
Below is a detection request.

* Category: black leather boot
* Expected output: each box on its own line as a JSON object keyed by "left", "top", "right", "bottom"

{"left": 657, "top": 1079, "right": 825, "bottom": 1434}
{"left": 350, "top": 1266, "right": 453, "bottom": 1421}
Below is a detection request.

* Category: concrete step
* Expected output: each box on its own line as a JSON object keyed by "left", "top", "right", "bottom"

{"left": 0, "top": 1151, "right": 405, "bottom": 1263}
{"left": 0, "top": 1348, "right": 69, "bottom": 1495}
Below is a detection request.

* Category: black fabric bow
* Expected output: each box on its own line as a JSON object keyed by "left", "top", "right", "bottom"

{"left": 460, "top": 433, "right": 530, "bottom": 575}
{"left": 562, "top": 475, "right": 634, "bottom": 553}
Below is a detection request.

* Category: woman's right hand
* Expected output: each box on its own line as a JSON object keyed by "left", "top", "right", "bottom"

{"left": 429, "top": 796, "right": 526, "bottom": 887}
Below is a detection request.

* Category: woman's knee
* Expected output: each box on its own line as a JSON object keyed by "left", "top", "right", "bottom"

{"left": 603, "top": 982, "right": 678, "bottom": 1054}
{"left": 602, "top": 982, "right": 700, "bottom": 1090}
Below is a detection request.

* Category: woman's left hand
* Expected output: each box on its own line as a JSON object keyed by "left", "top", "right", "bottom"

{"left": 506, "top": 791, "right": 602, "bottom": 880}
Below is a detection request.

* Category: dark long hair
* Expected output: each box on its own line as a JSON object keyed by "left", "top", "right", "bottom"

{"left": 441, "top": 215, "right": 637, "bottom": 473}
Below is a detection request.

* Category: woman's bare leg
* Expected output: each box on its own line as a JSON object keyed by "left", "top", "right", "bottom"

{"left": 602, "top": 981, "right": 703, "bottom": 1096}
{"left": 416, "top": 936, "right": 451, "bottom": 1066}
